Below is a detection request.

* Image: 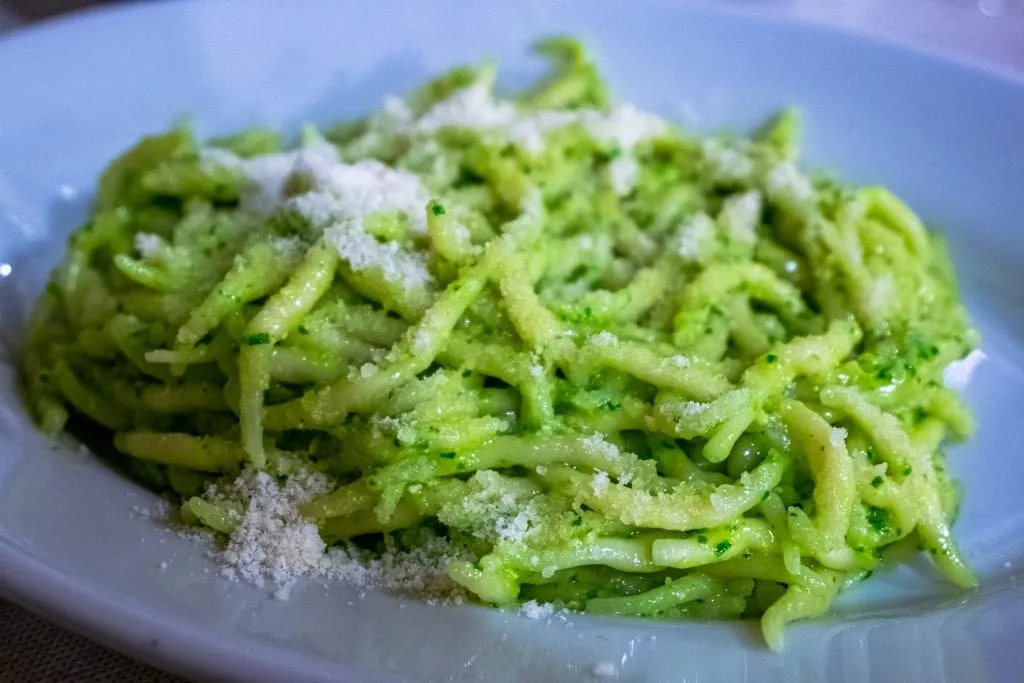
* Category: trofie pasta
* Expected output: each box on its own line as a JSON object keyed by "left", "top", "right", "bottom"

{"left": 22, "top": 39, "right": 978, "bottom": 649}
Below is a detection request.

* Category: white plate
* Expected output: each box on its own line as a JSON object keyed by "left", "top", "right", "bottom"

{"left": 1, "top": 2, "right": 1023, "bottom": 681}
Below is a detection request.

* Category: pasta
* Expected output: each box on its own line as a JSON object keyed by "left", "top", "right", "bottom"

{"left": 21, "top": 38, "right": 979, "bottom": 649}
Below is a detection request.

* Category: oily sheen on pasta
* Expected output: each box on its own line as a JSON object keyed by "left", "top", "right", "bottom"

{"left": 22, "top": 40, "right": 978, "bottom": 649}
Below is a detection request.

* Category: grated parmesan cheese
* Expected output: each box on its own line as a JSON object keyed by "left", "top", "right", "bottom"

{"left": 829, "top": 426, "right": 848, "bottom": 450}
{"left": 863, "top": 274, "right": 894, "bottom": 319}
{"left": 676, "top": 401, "right": 705, "bottom": 416}
{"left": 323, "top": 216, "right": 432, "bottom": 288}
{"left": 453, "top": 221, "right": 474, "bottom": 245}
{"left": 411, "top": 84, "right": 665, "bottom": 156}
{"left": 412, "top": 326, "right": 434, "bottom": 352}
{"left": 765, "top": 162, "right": 814, "bottom": 204}
{"left": 607, "top": 155, "right": 640, "bottom": 196}
{"left": 198, "top": 147, "right": 246, "bottom": 171}
{"left": 370, "top": 413, "right": 417, "bottom": 444}
{"left": 381, "top": 95, "right": 414, "bottom": 124}
{"left": 507, "top": 110, "right": 579, "bottom": 152}
{"left": 134, "top": 232, "right": 167, "bottom": 260}
{"left": 271, "top": 236, "right": 305, "bottom": 259}
{"left": 286, "top": 190, "right": 346, "bottom": 228}
{"left": 518, "top": 599, "right": 556, "bottom": 620}
{"left": 590, "top": 331, "right": 618, "bottom": 347}
{"left": 416, "top": 83, "right": 518, "bottom": 133}
{"left": 592, "top": 470, "right": 610, "bottom": 495}
{"left": 201, "top": 141, "right": 342, "bottom": 215}
{"left": 518, "top": 189, "right": 545, "bottom": 222}
{"left": 496, "top": 509, "right": 534, "bottom": 544}
{"left": 674, "top": 213, "right": 715, "bottom": 262}
{"left": 437, "top": 471, "right": 541, "bottom": 545}
{"left": 318, "top": 536, "right": 468, "bottom": 600}
{"left": 583, "top": 103, "right": 666, "bottom": 151}
{"left": 579, "top": 433, "right": 620, "bottom": 463}
{"left": 702, "top": 139, "right": 753, "bottom": 183}
{"left": 309, "top": 159, "right": 431, "bottom": 234}
{"left": 206, "top": 142, "right": 435, "bottom": 289}
{"left": 202, "top": 468, "right": 469, "bottom": 601}
{"left": 718, "top": 190, "right": 762, "bottom": 247}
{"left": 210, "top": 469, "right": 331, "bottom": 589}
{"left": 284, "top": 162, "right": 430, "bottom": 233}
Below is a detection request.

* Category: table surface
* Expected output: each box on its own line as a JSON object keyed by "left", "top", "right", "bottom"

{"left": 0, "top": 1, "right": 1021, "bottom": 682}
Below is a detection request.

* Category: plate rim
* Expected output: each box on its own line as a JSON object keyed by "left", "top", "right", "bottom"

{"left": 2, "top": 0, "right": 1022, "bottom": 87}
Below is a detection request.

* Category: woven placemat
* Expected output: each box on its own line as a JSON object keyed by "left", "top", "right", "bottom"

{"left": 0, "top": 600, "right": 184, "bottom": 683}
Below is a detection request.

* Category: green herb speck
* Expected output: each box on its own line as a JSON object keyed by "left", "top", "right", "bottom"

{"left": 244, "top": 332, "right": 271, "bottom": 346}
{"left": 867, "top": 506, "right": 889, "bottom": 534}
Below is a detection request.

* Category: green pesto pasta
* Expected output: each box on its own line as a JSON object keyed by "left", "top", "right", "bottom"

{"left": 21, "top": 38, "right": 979, "bottom": 649}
